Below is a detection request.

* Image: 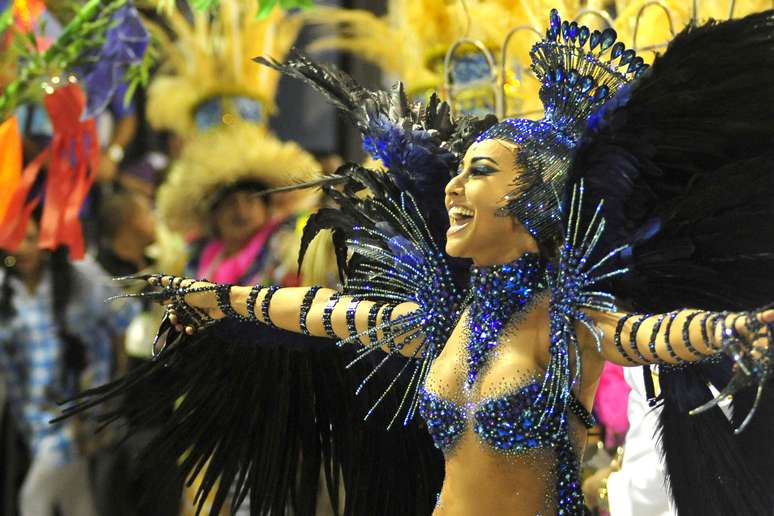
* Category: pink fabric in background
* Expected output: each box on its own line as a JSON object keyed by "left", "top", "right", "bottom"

{"left": 196, "top": 220, "right": 280, "bottom": 284}
{"left": 594, "top": 362, "right": 631, "bottom": 448}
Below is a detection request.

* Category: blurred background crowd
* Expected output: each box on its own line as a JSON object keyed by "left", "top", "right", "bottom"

{"left": 0, "top": 0, "right": 771, "bottom": 515}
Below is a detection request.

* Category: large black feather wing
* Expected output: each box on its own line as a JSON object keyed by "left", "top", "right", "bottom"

{"left": 571, "top": 10, "right": 774, "bottom": 312}
{"left": 58, "top": 320, "right": 443, "bottom": 516}
{"left": 569, "top": 11, "right": 774, "bottom": 516}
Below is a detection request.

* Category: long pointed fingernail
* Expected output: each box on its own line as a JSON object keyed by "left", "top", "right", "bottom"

{"left": 113, "top": 273, "right": 153, "bottom": 282}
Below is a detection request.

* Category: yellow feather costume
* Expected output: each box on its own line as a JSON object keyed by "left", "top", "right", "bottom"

{"left": 148, "top": 1, "right": 320, "bottom": 238}
{"left": 304, "top": 0, "right": 773, "bottom": 119}
{"left": 305, "top": 0, "right": 581, "bottom": 118}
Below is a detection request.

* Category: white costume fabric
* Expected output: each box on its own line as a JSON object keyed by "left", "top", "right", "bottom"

{"left": 607, "top": 367, "right": 677, "bottom": 516}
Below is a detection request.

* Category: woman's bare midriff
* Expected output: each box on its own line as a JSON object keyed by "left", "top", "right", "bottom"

{"left": 435, "top": 429, "right": 559, "bottom": 515}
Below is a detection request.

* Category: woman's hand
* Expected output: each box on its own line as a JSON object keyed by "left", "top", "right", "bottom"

{"left": 150, "top": 275, "right": 225, "bottom": 334}
{"left": 692, "top": 305, "right": 773, "bottom": 433}
{"left": 716, "top": 308, "right": 773, "bottom": 370}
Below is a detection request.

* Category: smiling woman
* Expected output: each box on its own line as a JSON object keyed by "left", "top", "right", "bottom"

{"left": 445, "top": 139, "right": 539, "bottom": 265}
{"left": 64, "top": 9, "right": 774, "bottom": 516}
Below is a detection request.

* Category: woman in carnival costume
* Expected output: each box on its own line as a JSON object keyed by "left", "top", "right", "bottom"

{"left": 65, "top": 8, "right": 774, "bottom": 516}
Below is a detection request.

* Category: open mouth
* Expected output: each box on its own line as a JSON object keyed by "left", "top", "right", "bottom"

{"left": 447, "top": 206, "right": 474, "bottom": 235}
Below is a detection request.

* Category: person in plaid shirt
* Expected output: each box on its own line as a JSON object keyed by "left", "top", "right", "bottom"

{"left": 0, "top": 219, "right": 138, "bottom": 516}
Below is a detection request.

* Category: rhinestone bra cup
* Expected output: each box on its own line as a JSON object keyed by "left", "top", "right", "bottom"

{"left": 418, "top": 382, "right": 593, "bottom": 453}
{"left": 417, "top": 387, "right": 467, "bottom": 451}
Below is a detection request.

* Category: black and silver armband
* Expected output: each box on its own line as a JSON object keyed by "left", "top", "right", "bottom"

{"left": 298, "top": 286, "right": 322, "bottom": 335}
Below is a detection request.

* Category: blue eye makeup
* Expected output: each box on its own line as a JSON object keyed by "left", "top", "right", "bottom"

{"left": 469, "top": 164, "right": 497, "bottom": 176}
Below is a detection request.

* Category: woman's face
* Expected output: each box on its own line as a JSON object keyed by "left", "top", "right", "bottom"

{"left": 444, "top": 138, "right": 538, "bottom": 265}
{"left": 213, "top": 190, "right": 269, "bottom": 251}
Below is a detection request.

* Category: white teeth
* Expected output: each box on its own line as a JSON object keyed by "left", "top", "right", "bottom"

{"left": 447, "top": 206, "right": 473, "bottom": 236}
{"left": 449, "top": 206, "right": 474, "bottom": 218}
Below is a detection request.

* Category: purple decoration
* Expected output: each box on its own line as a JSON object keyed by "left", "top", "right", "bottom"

{"left": 81, "top": 3, "right": 149, "bottom": 119}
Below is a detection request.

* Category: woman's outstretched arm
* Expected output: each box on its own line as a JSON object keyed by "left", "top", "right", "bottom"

{"left": 158, "top": 277, "right": 423, "bottom": 356}
{"left": 584, "top": 308, "right": 773, "bottom": 366}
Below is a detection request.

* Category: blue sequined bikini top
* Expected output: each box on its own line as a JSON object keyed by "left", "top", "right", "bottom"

{"left": 418, "top": 382, "right": 595, "bottom": 453}
{"left": 418, "top": 254, "right": 595, "bottom": 454}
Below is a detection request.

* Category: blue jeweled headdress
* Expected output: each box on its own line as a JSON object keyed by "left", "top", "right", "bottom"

{"left": 477, "top": 9, "right": 647, "bottom": 247}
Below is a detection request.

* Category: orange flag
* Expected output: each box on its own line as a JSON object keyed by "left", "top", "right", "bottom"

{"left": 38, "top": 84, "right": 98, "bottom": 259}
{"left": 0, "top": 116, "right": 22, "bottom": 222}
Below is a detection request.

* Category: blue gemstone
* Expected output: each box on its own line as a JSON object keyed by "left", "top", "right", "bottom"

{"left": 600, "top": 28, "right": 617, "bottom": 51}
{"left": 627, "top": 56, "right": 644, "bottom": 74}
{"left": 589, "top": 30, "right": 601, "bottom": 50}
{"left": 635, "top": 63, "right": 649, "bottom": 77}
{"left": 578, "top": 26, "right": 590, "bottom": 46}
{"left": 561, "top": 20, "right": 570, "bottom": 42}
{"left": 579, "top": 75, "right": 594, "bottom": 93}
{"left": 553, "top": 67, "right": 564, "bottom": 82}
{"left": 610, "top": 41, "right": 624, "bottom": 59}
{"left": 619, "top": 49, "right": 635, "bottom": 66}
{"left": 567, "top": 69, "right": 579, "bottom": 87}
{"left": 568, "top": 21, "right": 579, "bottom": 41}
{"left": 593, "top": 85, "right": 609, "bottom": 101}
{"left": 550, "top": 8, "right": 561, "bottom": 32}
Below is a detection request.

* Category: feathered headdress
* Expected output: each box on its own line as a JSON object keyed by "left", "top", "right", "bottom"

{"left": 145, "top": 0, "right": 304, "bottom": 136}
{"left": 475, "top": 8, "right": 647, "bottom": 246}
{"left": 156, "top": 122, "right": 318, "bottom": 235}
{"left": 474, "top": 0, "right": 772, "bottom": 244}
{"left": 148, "top": 0, "right": 320, "bottom": 236}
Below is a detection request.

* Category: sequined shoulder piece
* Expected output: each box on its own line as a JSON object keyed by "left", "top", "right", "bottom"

{"left": 337, "top": 191, "right": 465, "bottom": 427}
{"left": 540, "top": 180, "right": 627, "bottom": 422}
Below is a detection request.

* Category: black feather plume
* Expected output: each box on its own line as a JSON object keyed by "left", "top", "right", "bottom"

{"left": 571, "top": 11, "right": 774, "bottom": 515}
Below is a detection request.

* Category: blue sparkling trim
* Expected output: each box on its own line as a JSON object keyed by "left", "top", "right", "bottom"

{"left": 245, "top": 284, "right": 263, "bottom": 321}
{"left": 417, "top": 387, "right": 466, "bottom": 451}
{"left": 346, "top": 298, "right": 361, "bottom": 338}
{"left": 629, "top": 314, "right": 652, "bottom": 363}
{"left": 260, "top": 286, "right": 280, "bottom": 328}
{"left": 662, "top": 311, "right": 680, "bottom": 360}
{"left": 465, "top": 253, "right": 547, "bottom": 388}
{"left": 299, "top": 286, "right": 322, "bottom": 335}
{"left": 682, "top": 311, "right": 704, "bottom": 357}
{"left": 323, "top": 293, "right": 341, "bottom": 339}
